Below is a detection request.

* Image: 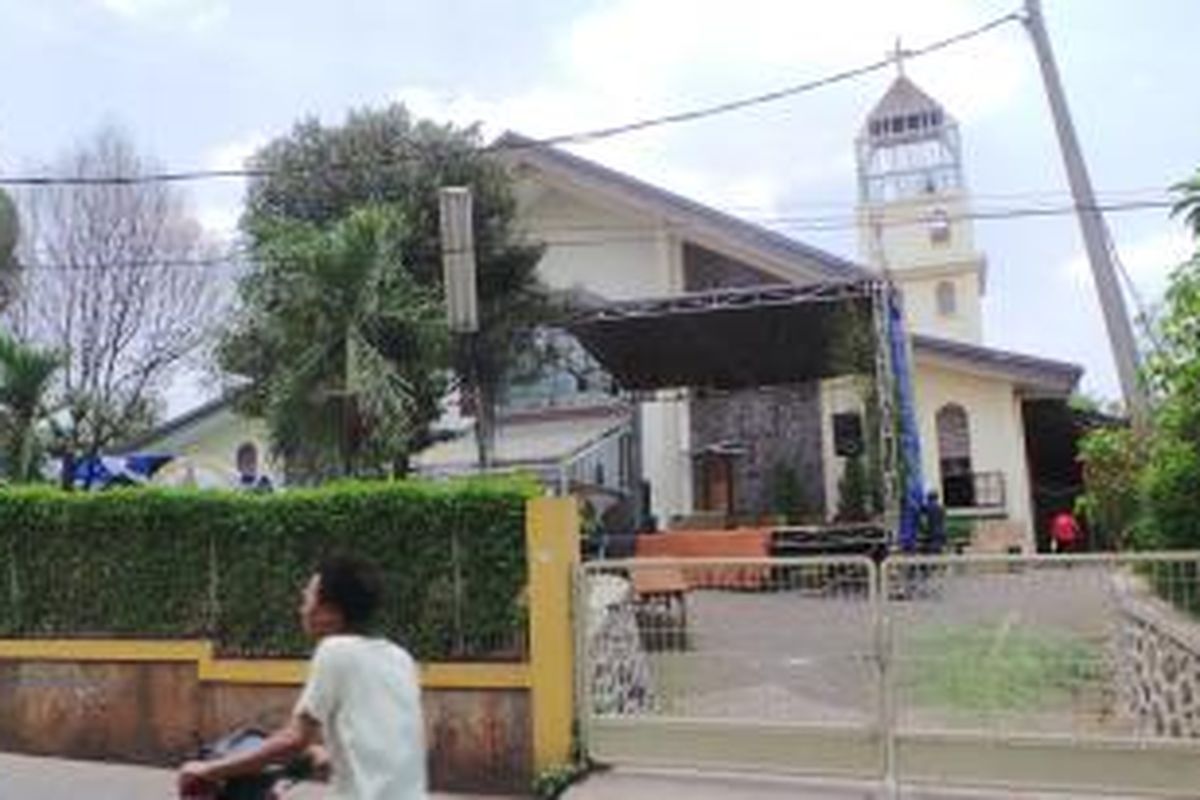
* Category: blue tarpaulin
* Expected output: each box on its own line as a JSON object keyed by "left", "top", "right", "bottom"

{"left": 71, "top": 454, "right": 174, "bottom": 489}
{"left": 888, "top": 292, "right": 925, "bottom": 553}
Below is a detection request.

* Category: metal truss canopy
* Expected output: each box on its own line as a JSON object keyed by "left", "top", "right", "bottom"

{"left": 565, "top": 280, "right": 887, "bottom": 392}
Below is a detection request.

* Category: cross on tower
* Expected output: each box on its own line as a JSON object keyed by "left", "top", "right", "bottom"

{"left": 890, "top": 37, "right": 913, "bottom": 77}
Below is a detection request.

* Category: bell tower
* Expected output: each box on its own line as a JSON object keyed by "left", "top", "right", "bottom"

{"left": 856, "top": 67, "right": 986, "bottom": 343}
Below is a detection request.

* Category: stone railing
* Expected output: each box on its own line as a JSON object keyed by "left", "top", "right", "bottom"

{"left": 586, "top": 575, "right": 654, "bottom": 715}
{"left": 1112, "top": 573, "right": 1200, "bottom": 739}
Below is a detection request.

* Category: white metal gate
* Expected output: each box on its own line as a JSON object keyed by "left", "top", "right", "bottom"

{"left": 577, "top": 556, "right": 884, "bottom": 778}
{"left": 578, "top": 552, "right": 1200, "bottom": 796}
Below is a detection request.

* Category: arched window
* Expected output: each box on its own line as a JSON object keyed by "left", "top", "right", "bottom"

{"left": 235, "top": 442, "right": 258, "bottom": 476}
{"left": 936, "top": 403, "right": 974, "bottom": 507}
{"left": 936, "top": 280, "right": 957, "bottom": 316}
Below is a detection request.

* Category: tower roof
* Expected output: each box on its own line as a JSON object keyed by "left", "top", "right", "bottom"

{"left": 861, "top": 76, "right": 953, "bottom": 143}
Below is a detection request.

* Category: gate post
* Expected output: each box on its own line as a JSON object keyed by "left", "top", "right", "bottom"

{"left": 527, "top": 496, "right": 580, "bottom": 773}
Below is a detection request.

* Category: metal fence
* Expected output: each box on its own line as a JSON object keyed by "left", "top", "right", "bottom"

{"left": 579, "top": 552, "right": 1200, "bottom": 796}
{"left": 578, "top": 556, "right": 883, "bottom": 777}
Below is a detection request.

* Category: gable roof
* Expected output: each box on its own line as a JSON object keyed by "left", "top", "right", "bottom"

{"left": 495, "top": 132, "right": 871, "bottom": 284}
{"left": 113, "top": 392, "right": 238, "bottom": 454}
{"left": 913, "top": 334, "right": 1082, "bottom": 397}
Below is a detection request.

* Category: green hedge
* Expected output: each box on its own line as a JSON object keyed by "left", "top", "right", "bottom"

{"left": 0, "top": 478, "right": 536, "bottom": 660}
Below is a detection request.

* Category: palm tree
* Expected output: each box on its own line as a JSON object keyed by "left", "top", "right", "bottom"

{"left": 221, "top": 205, "right": 448, "bottom": 480}
{"left": 1171, "top": 170, "right": 1200, "bottom": 239}
{"left": 0, "top": 332, "right": 59, "bottom": 483}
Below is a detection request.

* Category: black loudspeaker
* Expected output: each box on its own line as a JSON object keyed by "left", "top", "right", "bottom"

{"left": 833, "top": 412, "right": 864, "bottom": 457}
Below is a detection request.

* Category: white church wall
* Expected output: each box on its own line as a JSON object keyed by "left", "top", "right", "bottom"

{"left": 913, "top": 360, "right": 1035, "bottom": 549}
{"left": 517, "top": 182, "right": 674, "bottom": 300}
{"left": 639, "top": 397, "right": 693, "bottom": 527}
{"left": 897, "top": 270, "right": 984, "bottom": 343}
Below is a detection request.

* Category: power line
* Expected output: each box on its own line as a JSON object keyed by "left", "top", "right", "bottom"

{"left": 15, "top": 198, "right": 1179, "bottom": 271}
{"left": 0, "top": 10, "right": 1023, "bottom": 189}
{"left": 711, "top": 185, "right": 1174, "bottom": 215}
{"left": 771, "top": 199, "right": 1175, "bottom": 232}
{"left": 519, "top": 10, "right": 1023, "bottom": 149}
{"left": 528, "top": 198, "right": 1177, "bottom": 237}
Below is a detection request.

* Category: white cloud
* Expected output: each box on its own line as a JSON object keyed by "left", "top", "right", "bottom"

{"left": 1063, "top": 228, "right": 1194, "bottom": 300}
{"left": 95, "top": 0, "right": 228, "bottom": 32}
{"left": 205, "top": 130, "right": 269, "bottom": 172}
{"left": 558, "top": 0, "right": 1025, "bottom": 124}
{"left": 196, "top": 202, "right": 240, "bottom": 238}
{"left": 394, "top": 1, "right": 1026, "bottom": 228}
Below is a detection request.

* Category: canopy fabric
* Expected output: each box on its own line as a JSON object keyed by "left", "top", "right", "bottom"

{"left": 888, "top": 292, "right": 926, "bottom": 552}
{"left": 72, "top": 453, "right": 174, "bottom": 489}
{"left": 566, "top": 281, "right": 883, "bottom": 392}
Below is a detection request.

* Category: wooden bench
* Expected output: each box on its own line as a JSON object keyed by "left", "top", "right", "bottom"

{"left": 634, "top": 529, "right": 772, "bottom": 590}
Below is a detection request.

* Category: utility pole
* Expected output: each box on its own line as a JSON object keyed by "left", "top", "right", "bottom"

{"left": 439, "top": 186, "right": 493, "bottom": 468}
{"left": 1023, "top": 0, "right": 1149, "bottom": 423}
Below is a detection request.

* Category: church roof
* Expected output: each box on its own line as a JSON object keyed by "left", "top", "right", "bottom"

{"left": 861, "top": 76, "right": 953, "bottom": 141}
{"left": 495, "top": 132, "right": 871, "bottom": 282}
{"left": 913, "top": 334, "right": 1082, "bottom": 397}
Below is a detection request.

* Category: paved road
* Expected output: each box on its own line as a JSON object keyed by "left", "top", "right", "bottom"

{"left": 0, "top": 752, "right": 494, "bottom": 799}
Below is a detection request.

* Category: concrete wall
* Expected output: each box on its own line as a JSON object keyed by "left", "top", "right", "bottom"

{"left": 517, "top": 182, "right": 675, "bottom": 301}
{"left": 912, "top": 359, "right": 1034, "bottom": 549}
{"left": 0, "top": 659, "right": 531, "bottom": 793}
{"left": 518, "top": 181, "right": 692, "bottom": 525}
{"left": 857, "top": 192, "right": 985, "bottom": 345}
{"left": 895, "top": 268, "right": 984, "bottom": 343}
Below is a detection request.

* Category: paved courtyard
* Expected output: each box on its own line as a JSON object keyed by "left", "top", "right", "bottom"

{"left": 636, "top": 562, "right": 1128, "bottom": 733}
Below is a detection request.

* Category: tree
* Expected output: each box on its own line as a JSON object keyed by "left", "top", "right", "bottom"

{"left": 231, "top": 105, "right": 550, "bottom": 472}
{"left": 1139, "top": 258, "right": 1200, "bottom": 550}
{"left": 219, "top": 206, "right": 447, "bottom": 479}
{"left": 1170, "top": 169, "right": 1200, "bottom": 238}
{"left": 0, "top": 331, "right": 59, "bottom": 482}
{"left": 11, "top": 126, "right": 221, "bottom": 460}
{"left": 1075, "top": 425, "right": 1145, "bottom": 550}
{"left": 1078, "top": 171, "right": 1200, "bottom": 552}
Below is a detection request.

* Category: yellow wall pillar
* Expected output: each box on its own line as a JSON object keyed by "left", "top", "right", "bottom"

{"left": 526, "top": 496, "right": 579, "bottom": 773}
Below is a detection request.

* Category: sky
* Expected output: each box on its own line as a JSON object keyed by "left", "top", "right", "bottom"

{"left": 1, "top": 0, "right": 1198, "bottom": 414}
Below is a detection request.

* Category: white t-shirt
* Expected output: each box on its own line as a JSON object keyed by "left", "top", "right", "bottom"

{"left": 296, "top": 634, "right": 427, "bottom": 800}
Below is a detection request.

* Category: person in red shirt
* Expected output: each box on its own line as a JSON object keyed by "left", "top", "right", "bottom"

{"left": 1050, "top": 510, "right": 1081, "bottom": 553}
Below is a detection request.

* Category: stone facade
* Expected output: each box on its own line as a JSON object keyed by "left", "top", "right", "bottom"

{"left": 1113, "top": 577, "right": 1200, "bottom": 739}
{"left": 587, "top": 575, "right": 654, "bottom": 715}
{"left": 690, "top": 383, "right": 826, "bottom": 520}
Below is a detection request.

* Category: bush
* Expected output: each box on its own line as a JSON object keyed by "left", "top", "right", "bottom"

{"left": 0, "top": 477, "right": 536, "bottom": 660}
{"left": 1075, "top": 426, "right": 1146, "bottom": 551}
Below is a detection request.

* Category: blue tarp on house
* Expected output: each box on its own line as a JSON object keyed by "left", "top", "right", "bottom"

{"left": 71, "top": 454, "right": 174, "bottom": 489}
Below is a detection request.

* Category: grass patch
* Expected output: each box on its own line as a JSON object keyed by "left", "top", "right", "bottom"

{"left": 902, "top": 621, "right": 1103, "bottom": 713}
